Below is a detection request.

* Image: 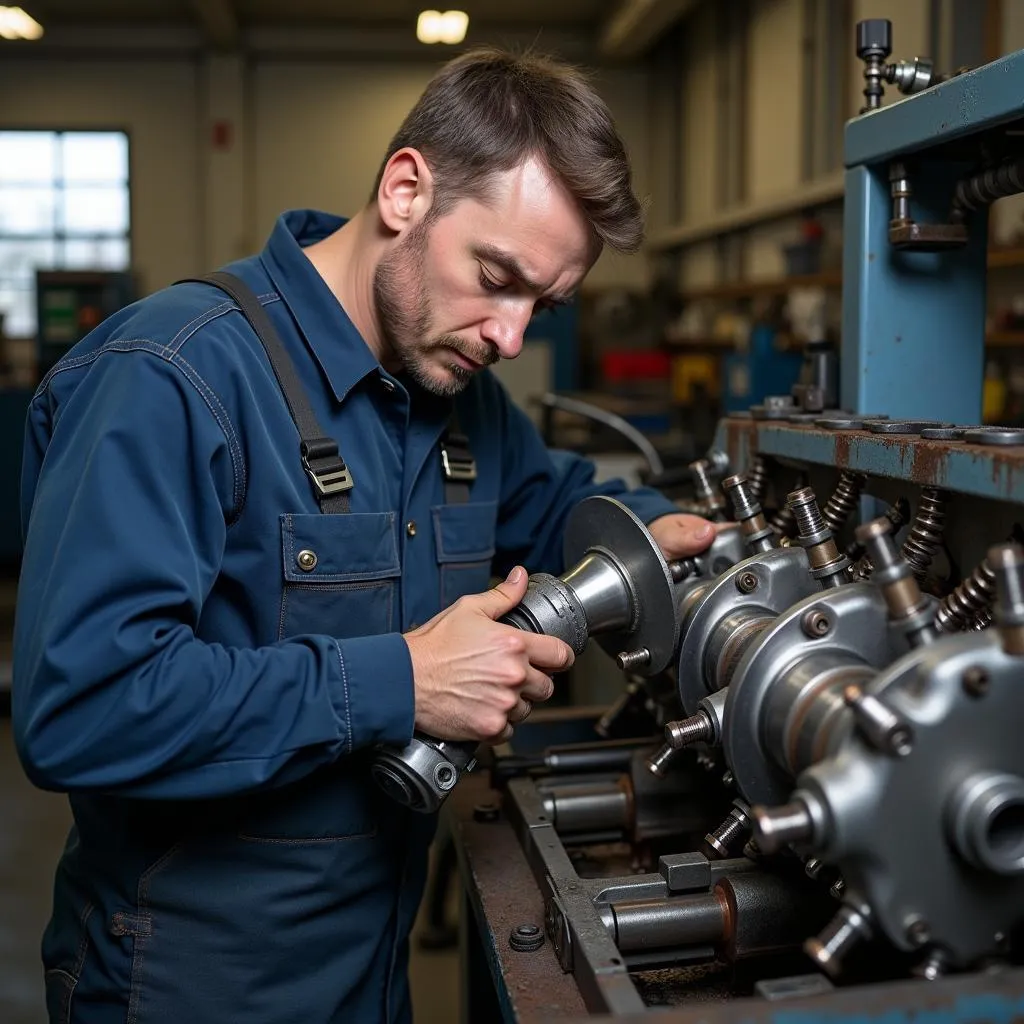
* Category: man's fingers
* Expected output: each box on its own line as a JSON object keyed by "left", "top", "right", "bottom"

{"left": 519, "top": 632, "right": 575, "bottom": 673}
{"left": 486, "top": 722, "right": 514, "bottom": 745}
{"left": 650, "top": 513, "right": 716, "bottom": 559}
{"left": 508, "top": 697, "right": 534, "bottom": 725}
{"left": 473, "top": 566, "right": 530, "bottom": 620}
{"left": 519, "top": 669, "right": 554, "bottom": 704}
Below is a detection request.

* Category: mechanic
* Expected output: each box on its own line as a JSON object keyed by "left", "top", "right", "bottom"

{"left": 13, "top": 47, "right": 716, "bottom": 1024}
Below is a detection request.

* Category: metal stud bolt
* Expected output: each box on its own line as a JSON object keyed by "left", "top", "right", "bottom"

{"left": 737, "top": 571, "right": 759, "bottom": 594}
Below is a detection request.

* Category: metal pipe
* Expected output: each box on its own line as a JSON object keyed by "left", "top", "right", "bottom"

{"left": 540, "top": 779, "right": 632, "bottom": 835}
{"left": 607, "top": 892, "right": 727, "bottom": 953}
{"left": 537, "top": 393, "right": 664, "bottom": 476}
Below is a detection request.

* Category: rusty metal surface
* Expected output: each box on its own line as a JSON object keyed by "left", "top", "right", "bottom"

{"left": 451, "top": 773, "right": 589, "bottom": 1022}
{"left": 715, "top": 417, "right": 1024, "bottom": 502}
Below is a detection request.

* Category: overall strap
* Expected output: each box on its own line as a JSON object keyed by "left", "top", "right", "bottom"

{"left": 180, "top": 271, "right": 353, "bottom": 514}
{"left": 439, "top": 407, "right": 477, "bottom": 504}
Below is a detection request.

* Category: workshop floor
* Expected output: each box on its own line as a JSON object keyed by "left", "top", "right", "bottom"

{"left": 0, "top": 578, "right": 460, "bottom": 1024}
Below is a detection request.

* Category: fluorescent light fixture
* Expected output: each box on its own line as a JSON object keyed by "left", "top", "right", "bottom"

{"left": 0, "top": 6, "right": 43, "bottom": 40}
{"left": 417, "top": 10, "right": 468, "bottom": 45}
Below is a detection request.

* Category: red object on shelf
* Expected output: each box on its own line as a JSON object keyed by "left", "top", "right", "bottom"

{"left": 602, "top": 350, "right": 672, "bottom": 382}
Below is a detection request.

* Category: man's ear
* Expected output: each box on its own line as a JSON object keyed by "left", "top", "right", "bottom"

{"left": 376, "top": 147, "right": 435, "bottom": 234}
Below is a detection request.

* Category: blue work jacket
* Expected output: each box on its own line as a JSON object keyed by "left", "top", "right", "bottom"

{"left": 13, "top": 209, "right": 678, "bottom": 1024}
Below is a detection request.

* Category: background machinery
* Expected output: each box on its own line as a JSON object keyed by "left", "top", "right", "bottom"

{"left": 444, "top": 20, "right": 1024, "bottom": 1023}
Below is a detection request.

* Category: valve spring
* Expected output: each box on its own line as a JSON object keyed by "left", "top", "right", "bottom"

{"left": 936, "top": 557, "right": 997, "bottom": 632}
{"left": 747, "top": 456, "right": 768, "bottom": 505}
{"left": 823, "top": 472, "right": 867, "bottom": 535}
{"left": 769, "top": 504, "right": 797, "bottom": 538}
{"left": 900, "top": 488, "right": 947, "bottom": 582}
{"left": 971, "top": 608, "right": 994, "bottom": 631}
{"left": 788, "top": 487, "right": 829, "bottom": 541}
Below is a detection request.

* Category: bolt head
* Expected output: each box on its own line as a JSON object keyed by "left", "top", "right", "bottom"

{"left": 473, "top": 802, "right": 500, "bottom": 823}
{"left": 803, "top": 610, "right": 832, "bottom": 637}
{"left": 509, "top": 922, "right": 545, "bottom": 952}
{"left": 737, "top": 571, "right": 759, "bottom": 594}
{"left": 962, "top": 666, "right": 990, "bottom": 698}
{"left": 905, "top": 917, "right": 931, "bottom": 947}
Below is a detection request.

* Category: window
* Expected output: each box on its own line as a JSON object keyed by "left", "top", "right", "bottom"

{"left": 0, "top": 130, "right": 130, "bottom": 337}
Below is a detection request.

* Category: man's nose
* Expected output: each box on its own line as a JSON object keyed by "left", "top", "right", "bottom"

{"left": 480, "top": 302, "right": 533, "bottom": 359}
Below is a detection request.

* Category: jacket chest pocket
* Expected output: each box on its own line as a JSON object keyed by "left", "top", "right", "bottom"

{"left": 278, "top": 512, "right": 400, "bottom": 641}
{"left": 432, "top": 500, "right": 498, "bottom": 608}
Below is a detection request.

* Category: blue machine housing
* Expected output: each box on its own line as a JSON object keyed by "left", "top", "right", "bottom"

{"left": 716, "top": 51, "right": 1024, "bottom": 494}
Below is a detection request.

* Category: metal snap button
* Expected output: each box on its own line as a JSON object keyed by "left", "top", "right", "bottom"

{"left": 297, "top": 549, "right": 318, "bottom": 571}
{"left": 406, "top": 521, "right": 417, "bottom": 538}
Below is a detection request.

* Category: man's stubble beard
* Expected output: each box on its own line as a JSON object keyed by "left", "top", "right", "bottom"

{"left": 373, "top": 220, "right": 481, "bottom": 398}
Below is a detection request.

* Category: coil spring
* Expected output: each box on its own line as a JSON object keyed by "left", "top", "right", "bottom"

{"left": 971, "top": 608, "right": 994, "bottom": 631}
{"left": 953, "top": 158, "right": 1024, "bottom": 216}
{"left": 900, "top": 488, "right": 947, "bottom": 582}
{"left": 823, "top": 472, "right": 867, "bottom": 535}
{"left": 747, "top": 456, "right": 768, "bottom": 505}
{"left": 935, "top": 557, "right": 997, "bottom": 632}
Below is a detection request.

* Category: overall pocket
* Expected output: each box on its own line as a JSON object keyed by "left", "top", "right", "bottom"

{"left": 278, "top": 511, "right": 400, "bottom": 640}
{"left": 432, "top": 500, "right": 498, "bottom": 608}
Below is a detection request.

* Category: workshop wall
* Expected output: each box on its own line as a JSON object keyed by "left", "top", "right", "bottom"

{"left": 0, "top": 52, "right": 650, "bottom": 304}
{"left": 669, "top": 0, "right": 940, "bottom": 289}
{"left": 251, "top": 60, "right": 653, "bottom": 291}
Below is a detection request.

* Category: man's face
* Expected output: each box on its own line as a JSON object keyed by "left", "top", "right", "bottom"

{"left": 373, "top": 155, "right": 595, "bottom": 397}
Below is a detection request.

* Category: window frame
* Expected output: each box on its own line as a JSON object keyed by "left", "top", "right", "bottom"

{"left": 0, "top": 126, "right": 134, "bottom": 339}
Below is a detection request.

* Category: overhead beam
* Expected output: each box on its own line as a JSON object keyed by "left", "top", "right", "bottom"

{"left": 598, "top": 0, "right": 702, "bottom": 59}
{"left": 189, "top": 0, "right": 239, "bottom": 49}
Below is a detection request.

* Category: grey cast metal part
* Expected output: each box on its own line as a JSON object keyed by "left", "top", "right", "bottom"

{"left": 676, "top": 546, "right": 820, "bottom": 717}
{"left": 722, "top": 582, "right": 917, "bottom": 808}
{"left": 794, "top": 630, "right": 1024, "bottom": 966}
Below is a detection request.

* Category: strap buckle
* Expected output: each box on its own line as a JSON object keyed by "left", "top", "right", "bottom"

{"left": 440, "top": 433, "right": 477, "bottom": 482}
{"left": 301, "top": 439, "right": 354, "bottom": 497}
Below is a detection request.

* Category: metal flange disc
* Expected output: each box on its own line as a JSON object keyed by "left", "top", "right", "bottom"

{"left": 563, "top": 496, "right": 678, "bottom": 675}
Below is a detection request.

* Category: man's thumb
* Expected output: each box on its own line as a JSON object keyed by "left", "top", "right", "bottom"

{"left": 478, "top": 566, "right": 529, "bottom": 619}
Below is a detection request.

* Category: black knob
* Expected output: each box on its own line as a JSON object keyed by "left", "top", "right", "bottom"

{"left": 856, "top": 19, "right": 891, "bottom": 58}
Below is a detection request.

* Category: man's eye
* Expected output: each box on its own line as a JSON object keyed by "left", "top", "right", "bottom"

{"left": 479, "top": 270, "right": 505, "bottom": 293}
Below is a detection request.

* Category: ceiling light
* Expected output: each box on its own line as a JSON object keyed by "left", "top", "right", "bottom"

{"left": 0, "top": 6, "right": 43, "bottom": 40}
{"left": 417, "top": 10, "right": 468, "bottom": 45}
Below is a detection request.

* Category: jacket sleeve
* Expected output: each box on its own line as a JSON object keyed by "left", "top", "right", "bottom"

{"left": 14, "top": 347, "right": 414, "bottom": 800}
{"left": 489, "top": 378, "right": 679, "bottom": 577}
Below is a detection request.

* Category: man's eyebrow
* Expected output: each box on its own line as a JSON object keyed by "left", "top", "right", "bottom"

{"left": 474, "top": 244, "right": 574, "bottom": 305}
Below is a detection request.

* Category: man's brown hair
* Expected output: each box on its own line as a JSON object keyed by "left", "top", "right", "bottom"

{"left": 372, "top": 47, "right": 644, "bottom": 254}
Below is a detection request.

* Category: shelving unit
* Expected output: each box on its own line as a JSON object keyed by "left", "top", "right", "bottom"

{"left": 678, "top": 247, "right": 1024, "bottom": 305}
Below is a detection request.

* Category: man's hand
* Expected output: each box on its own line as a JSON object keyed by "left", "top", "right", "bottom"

{"left": 647, "top": 513, "right": 717, "bottom": 562}
{"left": 404, "top": 567, "right": 573, "bottom": 745}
